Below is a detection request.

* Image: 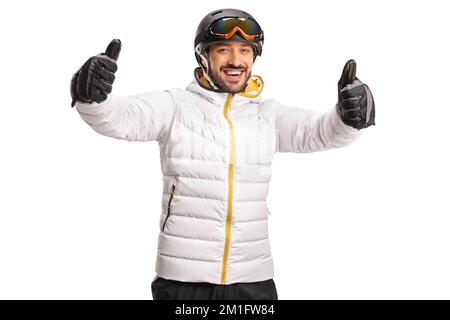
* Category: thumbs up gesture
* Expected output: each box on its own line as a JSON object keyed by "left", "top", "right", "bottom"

{"left": 336, "top": 59, "right": 375, "bottom": 130}
{"left": 70, "top": 39, "right": 122, "bottom": 107}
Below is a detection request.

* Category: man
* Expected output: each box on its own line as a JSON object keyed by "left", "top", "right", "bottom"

{"left": 70, "top": 8, "right": 375, "bottom": 300}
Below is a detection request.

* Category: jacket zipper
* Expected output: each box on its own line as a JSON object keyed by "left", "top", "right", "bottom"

{"left": 162, "top": 184, "right": 176, "bottom": 232}
{"left": 221, "top": 93, "right": 235, "bottom": 285}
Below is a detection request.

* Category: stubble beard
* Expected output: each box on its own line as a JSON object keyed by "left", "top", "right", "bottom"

{"left": 208, "top": 68, "right": 251, "bottom": 94}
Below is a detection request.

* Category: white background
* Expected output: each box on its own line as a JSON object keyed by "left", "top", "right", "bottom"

{"left": 1, "top": 0, "right": 449, "bottom": 299}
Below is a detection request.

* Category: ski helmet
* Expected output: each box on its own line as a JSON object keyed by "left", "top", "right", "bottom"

{"left": 194, "top": 8, "right": 264, "bottom": 70}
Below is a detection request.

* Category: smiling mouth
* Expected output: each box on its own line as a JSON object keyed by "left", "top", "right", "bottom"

{"left": 222, "top": 69, "right": 246, "bottom": 83}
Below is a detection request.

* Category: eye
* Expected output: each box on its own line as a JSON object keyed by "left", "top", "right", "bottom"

{"left": 217, "top": 48, "right": 228, "bottom": 53}
{"left": 241, "top": 48, "right": 251, "bottom": 54}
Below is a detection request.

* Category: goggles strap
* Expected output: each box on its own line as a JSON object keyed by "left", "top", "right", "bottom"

{"left": 221, "top": 26, "right": 257, "bottom": 40}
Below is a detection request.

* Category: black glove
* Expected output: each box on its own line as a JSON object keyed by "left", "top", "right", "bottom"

{"left": 336, "top": 59, "right": 375, "bottom": 130}
{"left": 70, "top": 39, "right": 122, "bottom": 107}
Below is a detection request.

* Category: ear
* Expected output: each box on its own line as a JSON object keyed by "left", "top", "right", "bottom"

{"left": 203, "top": 47, "right": 210, "bottom": 58}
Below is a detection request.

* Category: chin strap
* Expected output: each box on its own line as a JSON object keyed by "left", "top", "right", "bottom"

{"left": 199, "top": 54, "right": 220, "bottom": 90}
{"left": 194, "top": 67, "right": 226, "bottom": 93}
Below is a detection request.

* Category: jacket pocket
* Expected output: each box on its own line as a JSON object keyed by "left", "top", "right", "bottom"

{"left": 162, "top": 183, "right": 176, "bottom": 232}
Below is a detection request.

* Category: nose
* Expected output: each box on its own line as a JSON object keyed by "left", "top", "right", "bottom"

{"left": 228, "top": 48, "right": 241, "bottom": 67}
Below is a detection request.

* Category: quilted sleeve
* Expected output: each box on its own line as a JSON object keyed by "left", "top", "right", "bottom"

{"left": 74, "top": 90, "right": 175, "bottom": 142}
{"left": 274, "top": 102, "right": 364, "bottom": 153}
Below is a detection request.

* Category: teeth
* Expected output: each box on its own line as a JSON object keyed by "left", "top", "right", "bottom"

{"left": 224, "top": 70, "right": 242, "bottom": 76}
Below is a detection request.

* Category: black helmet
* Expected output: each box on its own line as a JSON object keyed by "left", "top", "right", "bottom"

{"left": 194, "top": 8, "right": 264, "bottom": 69}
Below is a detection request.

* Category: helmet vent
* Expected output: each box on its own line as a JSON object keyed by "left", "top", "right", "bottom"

{"left": 212, "top": 10, "right": 223, "bottom": 16}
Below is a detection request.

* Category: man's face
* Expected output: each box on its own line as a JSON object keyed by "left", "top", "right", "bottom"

{"left": 206, "top": 41, "right": 254, "bottom": 93}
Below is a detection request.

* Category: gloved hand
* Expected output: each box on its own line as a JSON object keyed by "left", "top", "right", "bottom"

{"left": 336, "top": 59, "right": 375, "bottom": 130}
{"left": 70, "top": 39, "right": 122, "bottom": 107}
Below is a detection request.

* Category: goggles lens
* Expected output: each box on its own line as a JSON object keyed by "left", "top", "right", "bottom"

{"left": 210, "top": 17, "right": 262, "bottom": 40}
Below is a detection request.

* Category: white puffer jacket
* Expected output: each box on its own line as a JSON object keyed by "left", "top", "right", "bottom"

{"left": 75, "top": 71, "right": 363, "bottom": 285}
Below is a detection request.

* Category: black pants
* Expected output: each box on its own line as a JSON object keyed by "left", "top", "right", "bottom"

{"left": 151, "top": 275, "right": 278, "bottom": 300}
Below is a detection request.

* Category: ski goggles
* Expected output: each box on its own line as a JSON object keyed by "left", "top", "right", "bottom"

{"left": 209, "top": 17, "right": 263, "bottom": 41}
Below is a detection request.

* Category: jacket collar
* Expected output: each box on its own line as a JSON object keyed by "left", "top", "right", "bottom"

{"left": 186, "top": 67, "right": 264, "bottom": 107}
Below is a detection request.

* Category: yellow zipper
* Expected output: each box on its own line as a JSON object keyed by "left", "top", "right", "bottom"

{"left": 220, "top": 93, "right": 235, "bottom": 285}
{"left": 162, "top": 184, "right": 175, "bottom": 232}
